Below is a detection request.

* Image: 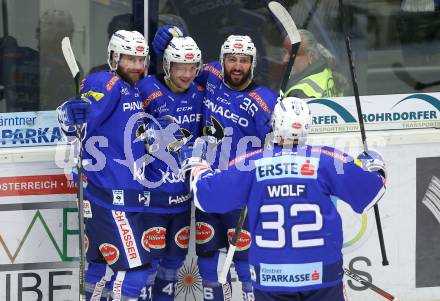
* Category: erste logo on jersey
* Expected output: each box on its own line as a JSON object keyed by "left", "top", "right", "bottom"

{"left": 99, "top": 243, "right": 120, "bottom": 265}
{"left": 175, "top": 226, "right": 190, "bottom": 249}
{"left": 195, "top": 222, "right": 215, "bottom": 244}
{"left": 227, "top": 229, "right": 251, "bottom": 251}
{"left": 142, "top": 227, "right": 166, "bottom": 250}
{"left": 255, "top": 156, "right": 319, "bottom": 181}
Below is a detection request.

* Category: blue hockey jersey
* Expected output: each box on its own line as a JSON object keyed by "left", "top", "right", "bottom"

{"left": 196, "top": 62, "right": 277, "bottom": 169}
{"left": 193, "top": 144, "right": 386, "bottom": 292}
{"left": 137, "top": 74, "right": 204, "bottom": 213}
{"left": 73, "top": 71, "right": 147, "bottom": 211}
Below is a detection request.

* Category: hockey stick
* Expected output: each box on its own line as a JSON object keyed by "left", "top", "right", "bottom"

{"left": 270, "top": 1, "right": 302, "bottom": 95}
{"left": 338, "top": 0, "right": 389, "bottom": 266}
{"left": 392, "top": 62, "right": 440, "bottom": 90}
{"left": 218, "top": 1, "right": 301, "bottom": 284}
{"left": 61, "top": 37, "right": 86, "bottom": 300}
{"left": 344, "top": 268, "right": 400, "bottom": 301}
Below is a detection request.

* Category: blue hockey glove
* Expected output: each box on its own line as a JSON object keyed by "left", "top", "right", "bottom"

{"left": 178, "top": 137, "right": 210, "bottom": 182}
{"left": 58, "top": 98, "right": 91, "bottom": 127}
{"left": 357, "top": 149, "right": 386, "bottom": 179}
{"left": 152, "top": 25, "right": 186, "bottom": 56}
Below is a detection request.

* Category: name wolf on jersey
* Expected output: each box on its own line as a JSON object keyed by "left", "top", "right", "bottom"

{"left": 203, "top": 98, "right": 249, "bottom": 127}
{"left": 266, "top": 184, "right": 307, "bottom": 198}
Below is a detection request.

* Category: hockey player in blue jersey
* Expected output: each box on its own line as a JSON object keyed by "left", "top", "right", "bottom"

{"left": 153, "top": 26, "right": 278, "bottom": 301}
{"left": 181, "top": 97, "right": 387, "bottom": 301}
{"left": 57, "top": 30, "right": 158, "bottom": 300}
{"left": 136, "top": 36, "right": 204, "bottom": 301}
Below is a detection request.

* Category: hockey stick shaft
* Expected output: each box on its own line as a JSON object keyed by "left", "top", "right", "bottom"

{"left": 338, "top": 0, "right": 389, "bottom": 266}
{"left": 218, "top": 206, "right": 248, "bottom": 284}
{"left": 344, "top": 268, "right": 398, "bottom": 300}
{"left": 61, "top": 37, "right": 86, "bottom": 299}
{"left": 219, "top": 2, "right": 301, "bottom": 284}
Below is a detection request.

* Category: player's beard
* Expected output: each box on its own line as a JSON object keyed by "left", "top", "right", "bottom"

{"left": 117, "top": 67, "right": 142, "bottom": 85}
{"left": 224, "top": 68, "right": 251, "bottom": 89}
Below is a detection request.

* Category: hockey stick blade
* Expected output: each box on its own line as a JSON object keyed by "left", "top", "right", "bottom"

{"left": 268, "top": 1, "right": 301, "bottom": 94}
{"left": 344, "top": 268, "right": 398, "bottom": 300}
{"left": 392, "top": 62, "right": 440, "bottom": 90}
{"left": 268, "top": 2, "right": 300, "bottom": 46}
{"left": 62, "top": 37, "right": 80, "bottom": 79}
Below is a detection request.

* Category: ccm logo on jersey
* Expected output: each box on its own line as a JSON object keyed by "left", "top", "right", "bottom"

{"left": 227, "top": 229, "right": 251, "bottom": 251}
{"left": 99, "top": 243, "right": 120, "bottom": 265}
{"left": 175, "top": 226, "right": 190, "bottom": 249}
{"left": 196, "top": 222, "right": 215, "bottom": 244}
{"left": 142, "top": 227, "right": 166, "bottom": 250}
{"left": 256, "top": 156, "right": 319, "bottom": 181}
{"left": 123, "top": 101, "right": 143, "bottom": 111}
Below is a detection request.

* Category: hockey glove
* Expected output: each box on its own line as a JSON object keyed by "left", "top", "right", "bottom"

{"left": 152, "top": 25, "right": 186, "bottom": 56}
{"left": 58, "top": 98, "right": 91, "bottom": 127}
{"left": 357, "top": 149, "right": 386, "bottom": 179}
{"left": 178, "top": 138, "right": 210, "bottom": 188}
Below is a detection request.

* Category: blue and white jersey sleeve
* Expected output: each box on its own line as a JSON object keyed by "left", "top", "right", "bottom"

{"left": 315, "top": 146, "right": 386, "bottom": 213}
{"left": 80, "top": 72, "right": 121, "bottom": 136}
{"left": 193, "top": 163, "right": 252, "bottom": 213}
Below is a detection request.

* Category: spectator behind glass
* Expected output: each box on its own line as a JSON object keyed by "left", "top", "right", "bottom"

{"left": 0, "top": 35, "right": 39, "bottom": 112}
{"left": 398, "top": 0, "right": 440, "bottom": 67}
{"left": 283, "top": 29, "right": 347, "bottom": 98}
{"left": 88, "top": 13, "right": 135, "bottom": 75}
{"left": 37, "top": 9, "right": 83, "bottom": 111}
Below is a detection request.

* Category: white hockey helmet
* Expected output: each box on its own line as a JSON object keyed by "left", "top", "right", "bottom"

{"left": 220, "top": 35, "right": 257, "bottom": 81}
{"left": 163, "top": 36, "right": 202, "bottom": 80}
{"left": 107, "top": 30, "right": 149, "bottom": 71}
{"left": 271, "top": 97, "right": 311, "bottom": 144}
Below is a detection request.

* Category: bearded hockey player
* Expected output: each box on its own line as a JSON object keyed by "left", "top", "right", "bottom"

{"left": 57, "top": 30, "right": 157, "bottom": 301}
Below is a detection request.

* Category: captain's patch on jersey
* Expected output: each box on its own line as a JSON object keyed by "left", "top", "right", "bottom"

{"left": 259, "top": 262, "right": 322, "bottom": 288}
{"left": 255, "top": 156, "right": 319, "bottom": 181}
